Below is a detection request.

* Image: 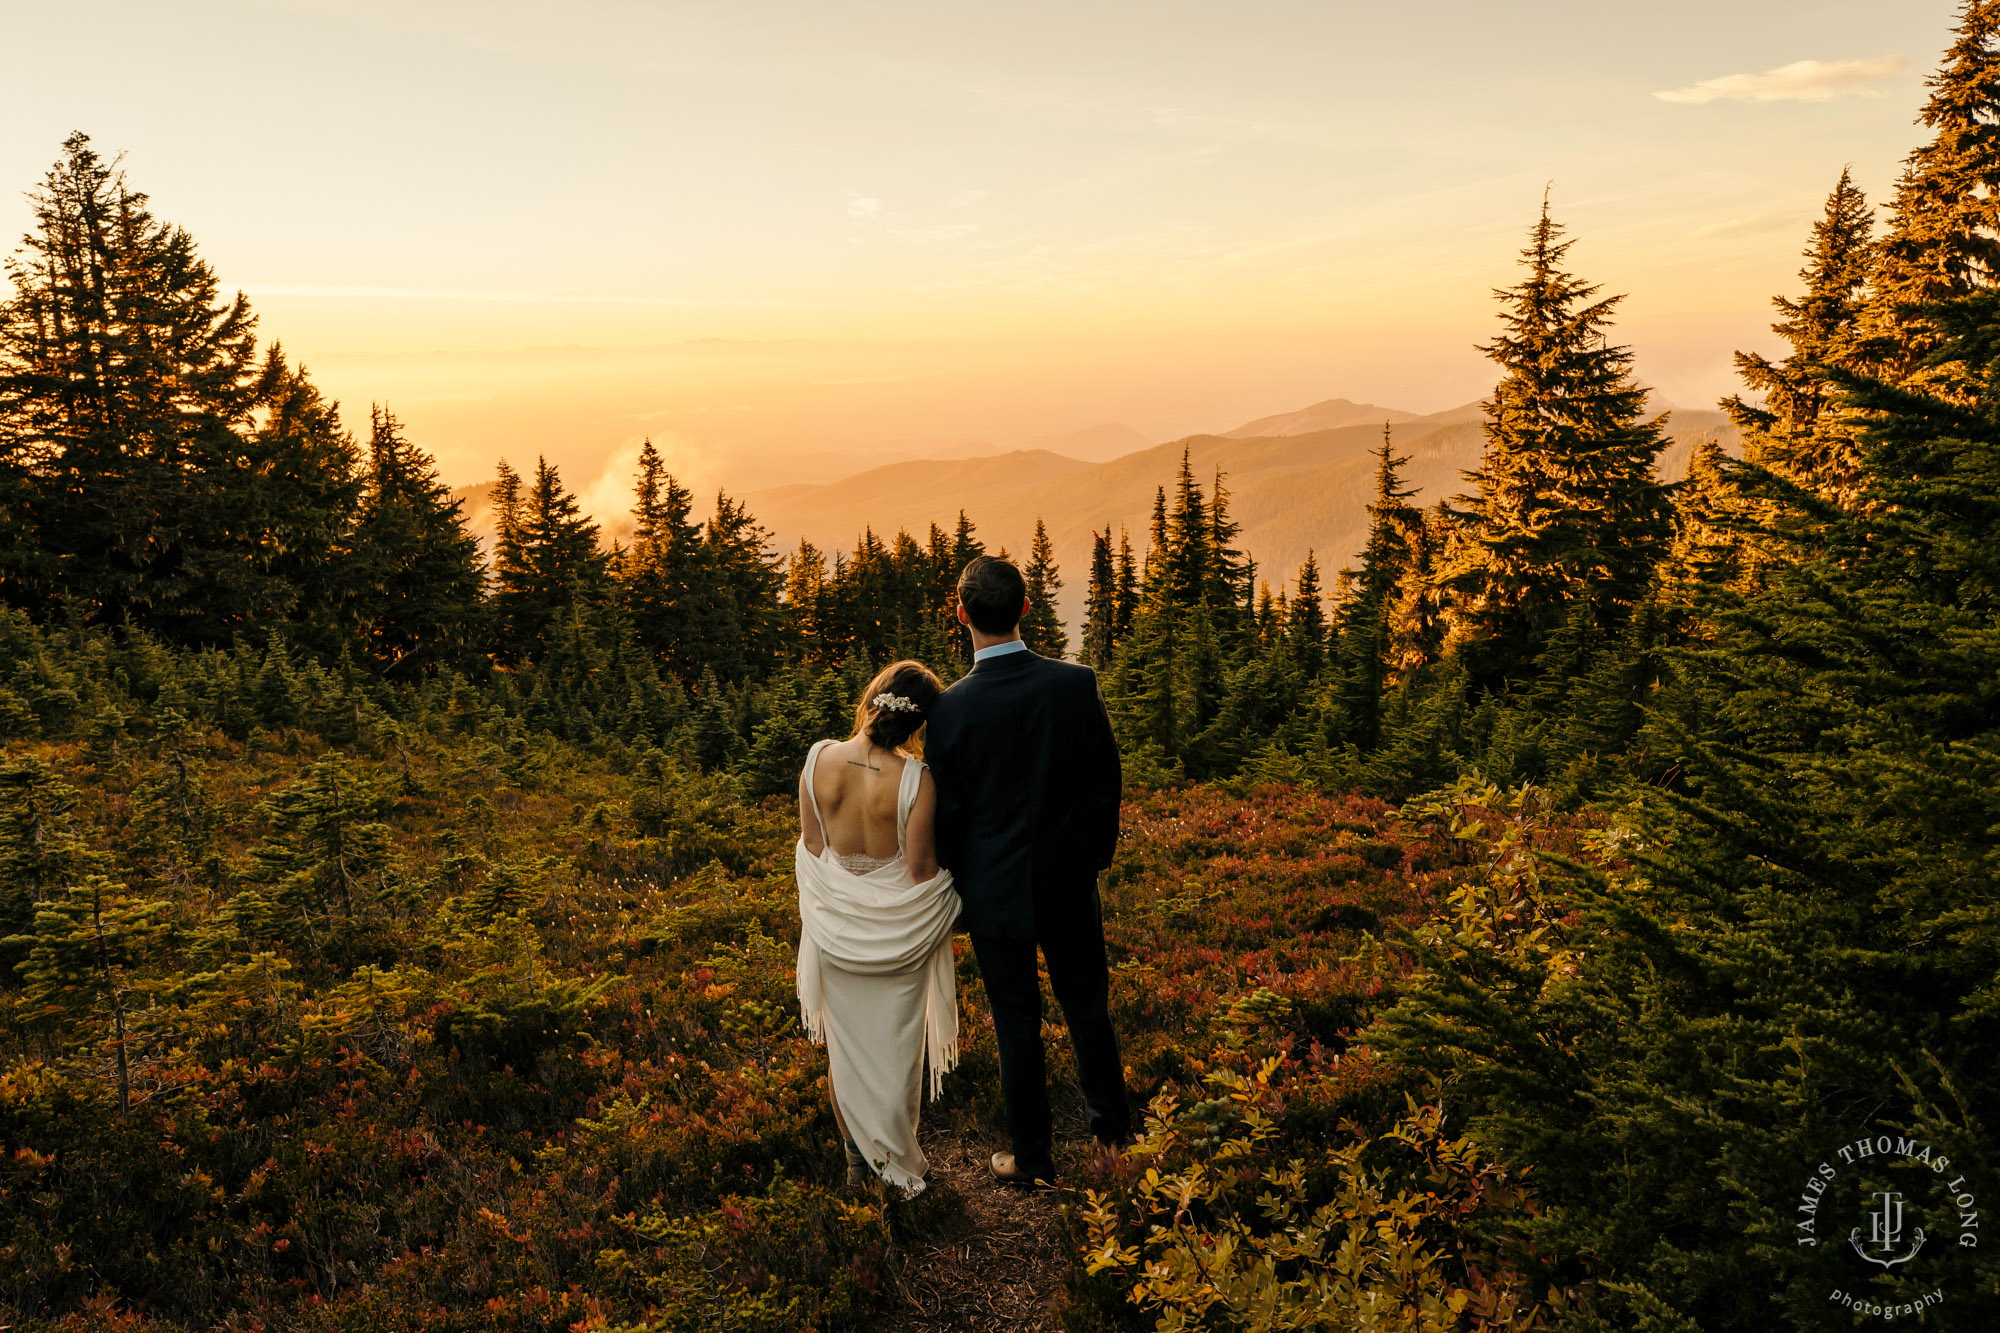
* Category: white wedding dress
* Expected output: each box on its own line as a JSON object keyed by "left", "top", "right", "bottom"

{"left": 794, "top": 740, "right": 959, "bottom": 1195}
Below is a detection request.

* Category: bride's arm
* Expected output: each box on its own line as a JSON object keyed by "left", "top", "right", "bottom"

{"left": 799, "top": 765, "right": 826, "bottom": 855}
{"left": 905, "top": 767, "right": 940, "bottom": 882}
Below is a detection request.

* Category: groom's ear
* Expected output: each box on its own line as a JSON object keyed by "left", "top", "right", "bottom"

{"left": 1020, "top": 596, "right": 1031, "bottom": 623}
{"left": 955, "top": 602, "right": 971, "bottom": 628}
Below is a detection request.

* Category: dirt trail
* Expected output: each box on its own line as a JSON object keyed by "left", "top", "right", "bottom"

{"left": 883, "top": 1130, "right": 1070, "bottom": 1332}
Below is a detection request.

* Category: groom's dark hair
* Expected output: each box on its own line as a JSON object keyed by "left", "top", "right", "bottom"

{"left": 957, "top": 555, "right": 1027, "bottom": 634}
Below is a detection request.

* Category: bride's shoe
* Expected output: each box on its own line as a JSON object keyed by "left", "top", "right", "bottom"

{"left": 843, "top": 1137, "right": 871, "bottom": 1188}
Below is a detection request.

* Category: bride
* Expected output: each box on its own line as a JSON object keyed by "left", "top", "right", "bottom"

{"left": 794, "top": 660, "right": 959, "bottom": 1194}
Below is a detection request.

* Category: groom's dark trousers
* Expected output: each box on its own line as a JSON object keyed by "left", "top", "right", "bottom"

{"left": 927, "top": 646, "right": 1129, "bottom": 1180}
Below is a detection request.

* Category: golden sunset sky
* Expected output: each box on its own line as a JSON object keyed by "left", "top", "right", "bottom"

{"left": 0, "top": 0, "right": 1961, "bottom": 514}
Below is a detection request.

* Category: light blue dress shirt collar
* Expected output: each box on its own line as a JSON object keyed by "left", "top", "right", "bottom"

{"left": 972, "top": 638, "right": 1030, "bottom": 664}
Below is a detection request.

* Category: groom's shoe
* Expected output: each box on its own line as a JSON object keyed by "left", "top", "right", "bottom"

{"left": 990, "top": 1151, "right": 1055, "bottom": 1188}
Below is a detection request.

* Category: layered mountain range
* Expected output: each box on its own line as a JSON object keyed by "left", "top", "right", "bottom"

{"left": 744, "top": 397, "right": 1739, "bottom": 627}
{"left": 452, "top": 395, "right": 1739, "bottom": 630}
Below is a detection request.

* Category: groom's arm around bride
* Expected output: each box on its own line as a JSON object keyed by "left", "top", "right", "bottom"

{"left": 926, "top": 555, "right": 1128, "bottom": 1186}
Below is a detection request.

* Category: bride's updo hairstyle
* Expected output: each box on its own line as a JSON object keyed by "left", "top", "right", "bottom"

{"left": 853, "top": 660, "right": 942, "bottom": 753}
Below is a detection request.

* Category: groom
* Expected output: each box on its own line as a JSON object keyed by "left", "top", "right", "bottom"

{"left": 927, "top": 554, "right": 1129, "bottom": 1186}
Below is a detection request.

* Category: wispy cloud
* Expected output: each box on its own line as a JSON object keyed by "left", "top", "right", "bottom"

{"left": 846, "top": 194, "right": 882, "bottom": 221}
{"left": 1688, "top": 212, "right": 1803, "bottom": 240}
{"left": 888, "top": 223, "right": 982, "bottom": 247}
{"left": 1656, "top": 56, "right": 1909, "bottom": 105}
{"left": 241, "top": 283, "right": 703, "bottom": 306}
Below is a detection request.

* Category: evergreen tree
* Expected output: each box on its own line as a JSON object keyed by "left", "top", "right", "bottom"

{"left": 1385, "top": 504, "right": 1448, "bottom": 681}
{"left": 743, "top": 667, "right": 835, "bottom": 798}
{"left": 1108, "top": 466, "right": 1241, "bottom": 772}
{"left": 1868, "top": 1, "right": 2000, "bottom": 392}
{"left": 1114, "top": 526, "right": 1140, "bottom": 643}
{"left": 689, "top": 493, "right": 785, "bottom": 682}
{"left": 1205, "top": 467, "right": 1250, "bottom": 631}
{"left": 10, "top": 876, "right": 170, "bottom": 1113}
{"left": 1444, "top": 202, "right": 1671, "bottom": 681}
{"left": 487, "top": 459, "right": 529, "bottom": 662}
{"left": 1286, "top": 552, "right": 1326, "bottom": 678}
{"left": 1191, "top": 625, "right": 1308, "bottom": 778}
{"left": 1081, "top": 528, "right": 1118, "bottom": 669}
{"left": 242, "top": 754, "right": 396, "bottom": 963}
{"left": 1659, "top": 437, "right": 1747, "bottom": 602}
{"left": 1379, "top": 286, "right": 2000, "bottom": 1329}
{"left": 1144, "top": 487, "right": 1168, "bottom": 585}
{"left": 494, "top": 456, "right": 607, "bottom": 661}
{"left": 130, "top": 709, "right": 214, "bottom": 894}
{"left": 242, "top": 348, "right": 363, "bottom": 655}
{"left": 1329, "top": 431, "right": 1420, "bottom": 747}
{"left": 1020, "top": 517, "right": 1068, "bottom": 659}
{"left": 0, "top": 132, "right": 264, "bottom": 635}
{"left": 1724, "top": 170, "right": 1878, "bottom": 507}
{"left": 785, "top": 538, "right": 834, "bottom": 667}
{"left": 1166, "top": 450, "right": 1209, "bottom": 608}
{"left": 0, "top": 756, "right": 100, "bottom": 945}
{"left": 945, "top": 510, "right": 985, "bottom": 664}
{"left": 686, "top": 667, "right": 742, "bottom": 770}
{"left": 1253, "top": 583, "right": 1281, "bottom": 648}
{"left": 347, "top": 407, "right": 487, "bottom": 678}
{"left": 922, "top": 522, "right": 960, "bottom": 664}
{"left": 620, "top": 441, "right": 707, "bottom": 681}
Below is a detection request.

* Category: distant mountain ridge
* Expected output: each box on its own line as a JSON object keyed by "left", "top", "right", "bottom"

{"left": 454, "top": 394, "right": 1739, "bottom": 635}
{"left": 744, "top": 396, "right": 1740, "bottom": 632}
{"left": 1223, "top": 397, "right": 1430, "bottom": 438}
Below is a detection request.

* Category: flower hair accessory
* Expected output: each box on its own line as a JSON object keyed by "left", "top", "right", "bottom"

{"left": 872, "top": 692, "right": 920, "bottom": 714}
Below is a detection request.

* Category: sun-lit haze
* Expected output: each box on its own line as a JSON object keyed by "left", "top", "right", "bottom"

{"left": 0, "top": 0, "right": 1959, "bottom": 514}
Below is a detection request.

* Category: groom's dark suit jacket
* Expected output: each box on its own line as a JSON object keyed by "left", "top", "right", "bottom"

{"left": 926, "top": 647, "right": 1122, "bottom": 940}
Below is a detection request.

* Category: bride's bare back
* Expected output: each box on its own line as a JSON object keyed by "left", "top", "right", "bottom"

{"left": 799, "top": 735, "right": 939, "bottom": 880}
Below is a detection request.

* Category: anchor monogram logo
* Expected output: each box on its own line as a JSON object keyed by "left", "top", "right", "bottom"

{"left": 1850, "top": 1190, "right": 1926, "bottom": 1269}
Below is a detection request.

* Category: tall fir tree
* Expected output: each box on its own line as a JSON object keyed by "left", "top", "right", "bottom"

{"left": 691, "top": 492, "right": 785, "bottom": 682}
{"left": 1867, "top": 0, "right": 2000, "bottom": 392}
{"left": 1723, "top": 170, "right": 1879, "bottom": 510}
{"left": 242, "top": 348, "right": 363, "bottom": 655}
{"left": 1444, "top": 202, "right": 1671, "bottom": 681}
{"left": 1108, "top": 465, "right": 1241, "bottom": 772}
{"left": 1286, "top": 552, "right": 1326, "bottom": 678}
{"left": 785, "top": 538, "right": 834, "bottom": 666}
{"left": 348, "top": 407, "right": 486, "bottom": 678}
{"left": 619, "top": 440, "right": 707, "bottom": 682}
{"left": 1113, "top": 526, "right": 1140, "bottom": 644}
{"left": 1020, "top": 517, "right": 1068, "bottom": 659}
{"left": 1081, "top": 528, "right": 1118, "bottom": 669}
{"left": 1205, "top": 466, "right": 1250, "bottom": 632}
{"left": 0, "top": 132, "right": 272, "bottom": 637}
{"left": 945, "top": 510, "right": 985, "bottom": 664}
{"left": 487, "top": 459, "right": 529, "bottom": 662}
{"left": 1165, "top": 450, "right": 1209, "bottom": 608}
{"left": 1329, "top": 429, "right": 1420, "bottom": 747}
{"left": 493, "top": 457, "right": 607, "bottom": 661}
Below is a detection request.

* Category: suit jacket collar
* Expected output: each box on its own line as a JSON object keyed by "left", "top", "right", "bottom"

{"left": 970, "top": 646, "right": 1040, "bottom": 676}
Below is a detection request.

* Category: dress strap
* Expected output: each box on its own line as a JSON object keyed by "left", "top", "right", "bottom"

{"left": 804, "top": 739, "right": 834, "bottom": 834}
{"left": 895, "top": 756, "right": 924, "bottom": 854}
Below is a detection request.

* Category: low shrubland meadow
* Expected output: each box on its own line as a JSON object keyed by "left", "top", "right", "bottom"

{"left": 0, "top": 620, "right": 1594, "bottom": 1332}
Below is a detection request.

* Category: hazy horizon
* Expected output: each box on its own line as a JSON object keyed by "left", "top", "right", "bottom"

{"left": 2, "top": 0, "right": 1960, "bottom": 518}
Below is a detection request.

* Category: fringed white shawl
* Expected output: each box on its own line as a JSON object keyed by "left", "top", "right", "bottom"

{"left": 795, "top": 742, "right": 960, "bottom": 1100}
